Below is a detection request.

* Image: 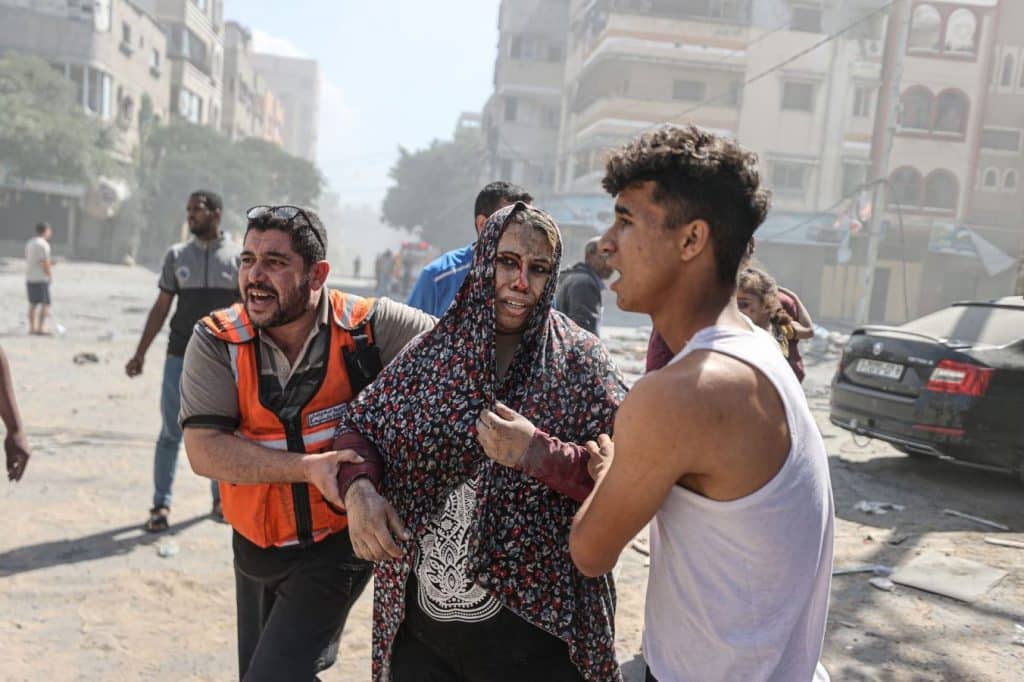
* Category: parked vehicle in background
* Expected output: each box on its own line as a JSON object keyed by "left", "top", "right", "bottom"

{"left": 830, "top": 297, "right": 1024, "bottom": 483}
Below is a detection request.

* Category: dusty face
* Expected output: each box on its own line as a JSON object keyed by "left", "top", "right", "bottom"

{"left": 493, "top": 221, "right": 554, "bottom": 334}
{"left": 239, "top": 229, "right": 312, "bottom": 329}
{"left": 737, "top": 289, "right": 772, "bottom": 329}
{"left": 598, "top": 181, "right": 684, "bottom": 314}
{"left": 187, "top": 195, "right": 218, "bottom": 238}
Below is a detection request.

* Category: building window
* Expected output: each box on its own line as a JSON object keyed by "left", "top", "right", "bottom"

{"left": 500, "top": 159, "right": 513, "bottom": 180}
{"left": 852, "top": 86, "right": 873, "bottom": 118}
{"left": 150, "top": 48, "right": 161, "bottom": 70}
{"left": 509, "top": 37, "right": 522, "bottom": 59}
{"left": 169, "top": 24, "right": 210, "bottom": 74}
{"left": 781, "top": 81, "right": 815, "bottom": 112}
{"left": 547, "top": 45, "right": 564, "bottom": 63}
{"left": 841, "top": 162, "right": 869, "bottom": 198}
{"left": 673, "top": 79, "right": 706, "bottom": 102}
{"left": 1005, "top": 169, "right": 1018, "bottom": 192}
{"left": 192, "top": 0, "right": 207, "bottom": 10}
{"left": 889, "top": 167, "right": 922, "bottom": 206}
{"left": 933, "top": 90, "right": 968, "bottom": 135}
{"left": 771, "top": 161, "right": 810, "bottom": 194}
{"left": 790, "top": 6, "right": 822, "bottom": 33}
{"left": 85, "top": 67, "right": 112, "bottom": 118}
{"left": 923, "top": 170, "right": 958, "bottom": 211}
{"left": 909, "top": 4, "right": 941, "bottom": 51}
{"left": 176, "top": 87, "right": 203, "bottom": 123}
{"left": 1000, "top": 53, "right": 1015, "bottom": 87}
{"left": 980, "top": 128, "right": 1022, "bottom": 152}
{"left": 504, "top": 97, "right": 518, "bottom": 122}
{"left": 122, "top": 22, "right": 132, "bottom": 45}
{"left": 982, "top": 168, "right": 999, "bottom": 189}
{"left": 899, "top": 86, "right": 932, "bottom": 130}
{"left": 944, "top": 9, "right": 977, "bottom": 54}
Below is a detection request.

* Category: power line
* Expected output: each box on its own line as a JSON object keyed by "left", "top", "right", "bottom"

{"left": 671, "top": 0, "right": 898, "bottom": 122}
{"left": 549, "top": 2, "right": 896, "bottom": 182}
{"left": 762, "top": 178, "right": 886, "bottom": 242}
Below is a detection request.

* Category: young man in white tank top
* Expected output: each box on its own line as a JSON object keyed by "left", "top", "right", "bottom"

{"left": 569, "top": 124, "right": 835, "bottom": 682}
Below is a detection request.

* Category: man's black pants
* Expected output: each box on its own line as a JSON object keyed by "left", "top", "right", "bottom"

{"left": 233, "top": 529, "right": 372, "bottom": 682}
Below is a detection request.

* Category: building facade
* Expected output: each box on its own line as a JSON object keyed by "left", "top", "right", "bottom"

{"left": 481, "top": 0, "right": 570, "bottom": 193}
{"left": 0, "top": 0, "right": 172, "bottom": 162}
{"left": 813, "top": 0, "right": 1018, "bottom": 323}
{"left": 222, "top": 20, "right": 264, "bottom": 140}
{"left": 0, "top": 0, "right": 173, "bottom": 257}
{"left": 250, "top": 52, "right": 320, "bottom": 162}
{"left": 136, "top": 0, "right": 224, "bottom": 129}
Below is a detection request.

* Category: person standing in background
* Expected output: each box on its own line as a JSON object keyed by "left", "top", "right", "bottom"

{"left": 25, "top": 222, "right": 54, "bottom": 336}
{"left": 554, "top": 236, "right": 613, "bottom": 335}
{"left": 125, "top": 190, "right": 241, "bottom": 533}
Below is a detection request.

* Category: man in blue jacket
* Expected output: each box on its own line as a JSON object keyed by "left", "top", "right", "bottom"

{"left": 406, "top": 181, "right": 532, "bottom": 317}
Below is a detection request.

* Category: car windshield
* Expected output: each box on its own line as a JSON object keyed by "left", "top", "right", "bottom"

{"left": 901, "top": 303, "right": 1024, "bottom": 347}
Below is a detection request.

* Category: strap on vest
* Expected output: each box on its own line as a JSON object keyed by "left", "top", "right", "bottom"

{"left": 343, "top": 320, "right": 383, "bottom": 395}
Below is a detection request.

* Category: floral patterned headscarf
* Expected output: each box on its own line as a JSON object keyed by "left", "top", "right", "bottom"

{"left": 343, "top": 202, "right": 626, "bottom": 681}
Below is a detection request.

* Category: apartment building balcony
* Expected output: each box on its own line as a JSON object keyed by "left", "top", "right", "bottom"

{"left": 571, "top": 95, "right": 738, "bottom": 142}
{"left": 569, "top": 10, "right": 750, "bottom": 80}
{"left": 495, "top": 59, "right": 565, "bottom": 92}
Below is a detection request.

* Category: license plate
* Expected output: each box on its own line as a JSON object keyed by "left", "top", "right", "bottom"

{"left": 856, "top": 358, "right": 904, "bottom": 380}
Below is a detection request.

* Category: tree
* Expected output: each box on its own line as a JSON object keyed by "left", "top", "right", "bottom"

{"left": 0, "top": 55, "right": 114, "bottom": 183}
{"left": 381, "top": 128, "right": 484, "bottom": 251}
{"left": 135, "top": 122, "right": 325, "bottom": 259}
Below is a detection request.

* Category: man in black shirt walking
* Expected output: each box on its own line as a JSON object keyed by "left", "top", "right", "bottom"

{"left": 126, "top": 190, "right": 241, "bottom": 532}
{"left": 554, "top": 236, "right": 612, "bottom": 335}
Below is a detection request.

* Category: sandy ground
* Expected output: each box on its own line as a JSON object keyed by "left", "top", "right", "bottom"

{"left": 0, "top": 259, "right": 1022, "bottom": 681}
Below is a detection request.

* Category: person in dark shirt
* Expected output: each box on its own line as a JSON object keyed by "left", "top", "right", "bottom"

{"left": 125, "top": 190, "right": 241, "bottom": 532}
{"left": 554, "top": 237, "right": 613, "bottom": 335}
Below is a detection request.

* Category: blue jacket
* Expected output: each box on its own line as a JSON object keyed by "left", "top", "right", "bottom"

{"left": 406, "top": 243, "right": 474, "bottom": 317}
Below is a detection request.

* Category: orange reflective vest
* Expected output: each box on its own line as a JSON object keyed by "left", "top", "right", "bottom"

{"left": 201, "top": 290, "right": 380, "bottom": 549}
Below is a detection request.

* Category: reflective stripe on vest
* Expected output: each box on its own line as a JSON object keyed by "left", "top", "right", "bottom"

{"left": 202, "top": 290, "right": 376, "bottom": 549}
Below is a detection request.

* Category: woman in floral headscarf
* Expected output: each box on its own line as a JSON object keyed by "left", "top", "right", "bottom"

{"left": 337, "top": 202, "right": 627, "bottom": 681}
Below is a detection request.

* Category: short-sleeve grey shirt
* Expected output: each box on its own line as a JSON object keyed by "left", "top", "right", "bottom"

{"left": 179, "top": 294, "right": 436, "bottom": 430}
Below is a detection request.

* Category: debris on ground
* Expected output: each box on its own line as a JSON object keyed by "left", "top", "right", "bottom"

{"left": 156, "top": 540, "right": 179, "bottom": 558}
{"left": 888, "top": 532, "right": 912, "bottom": 546}
{"left": 630, "top": 538, "right": 650, "bottom": 557}
{"left": 855, "top": 500, "right": 906, "bottom": 515}
{"left": 943, "top": 508, "right": 1010, "bottom": 531}
{"left": 869, "top": 577, "right": 895, "bottom": 592}
{"left": 72, "top": 352, "right": 99, "bottom": 364}
{"left": 983, "top": 537, "right": 1024, "bottom": 550}
{"left": 890, "top": 551, "right": 1007, "bottom": 603}
{"left": 833, "top": 564, "right": 892, "bottom": 576}
{"left": 1014, "top": 623, "right": 1024, "bottom": 647}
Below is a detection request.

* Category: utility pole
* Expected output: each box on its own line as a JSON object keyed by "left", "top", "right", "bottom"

{"left": 854, "top": 0, "right": 912, "bottom": 325}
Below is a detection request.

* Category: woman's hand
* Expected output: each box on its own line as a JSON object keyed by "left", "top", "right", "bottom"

{"left": 476, "top": 402, "right": 536, "bottom": 469}
{"left": 585, "top": 434, "right": 614, "bottom": 482}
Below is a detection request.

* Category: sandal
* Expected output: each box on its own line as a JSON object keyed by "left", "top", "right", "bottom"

{"left": 144, "top": 506, "right": 170, "bottom": 533}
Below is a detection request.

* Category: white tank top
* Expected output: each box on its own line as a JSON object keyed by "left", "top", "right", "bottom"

{"left": 643, "top": 322, "right": 834, "bottom": 682}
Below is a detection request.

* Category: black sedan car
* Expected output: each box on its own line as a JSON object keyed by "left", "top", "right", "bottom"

{"left": 830, "top": 296, "right": 1024, "bottom": 482}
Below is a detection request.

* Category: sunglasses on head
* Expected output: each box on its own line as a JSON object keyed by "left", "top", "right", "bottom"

{"left": 246, "top": 205, "right": 325, "bottom": 252}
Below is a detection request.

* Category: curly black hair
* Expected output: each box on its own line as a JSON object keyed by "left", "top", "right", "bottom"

{"left": 602, "top": 124, "right": 771, "bottom": 285}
